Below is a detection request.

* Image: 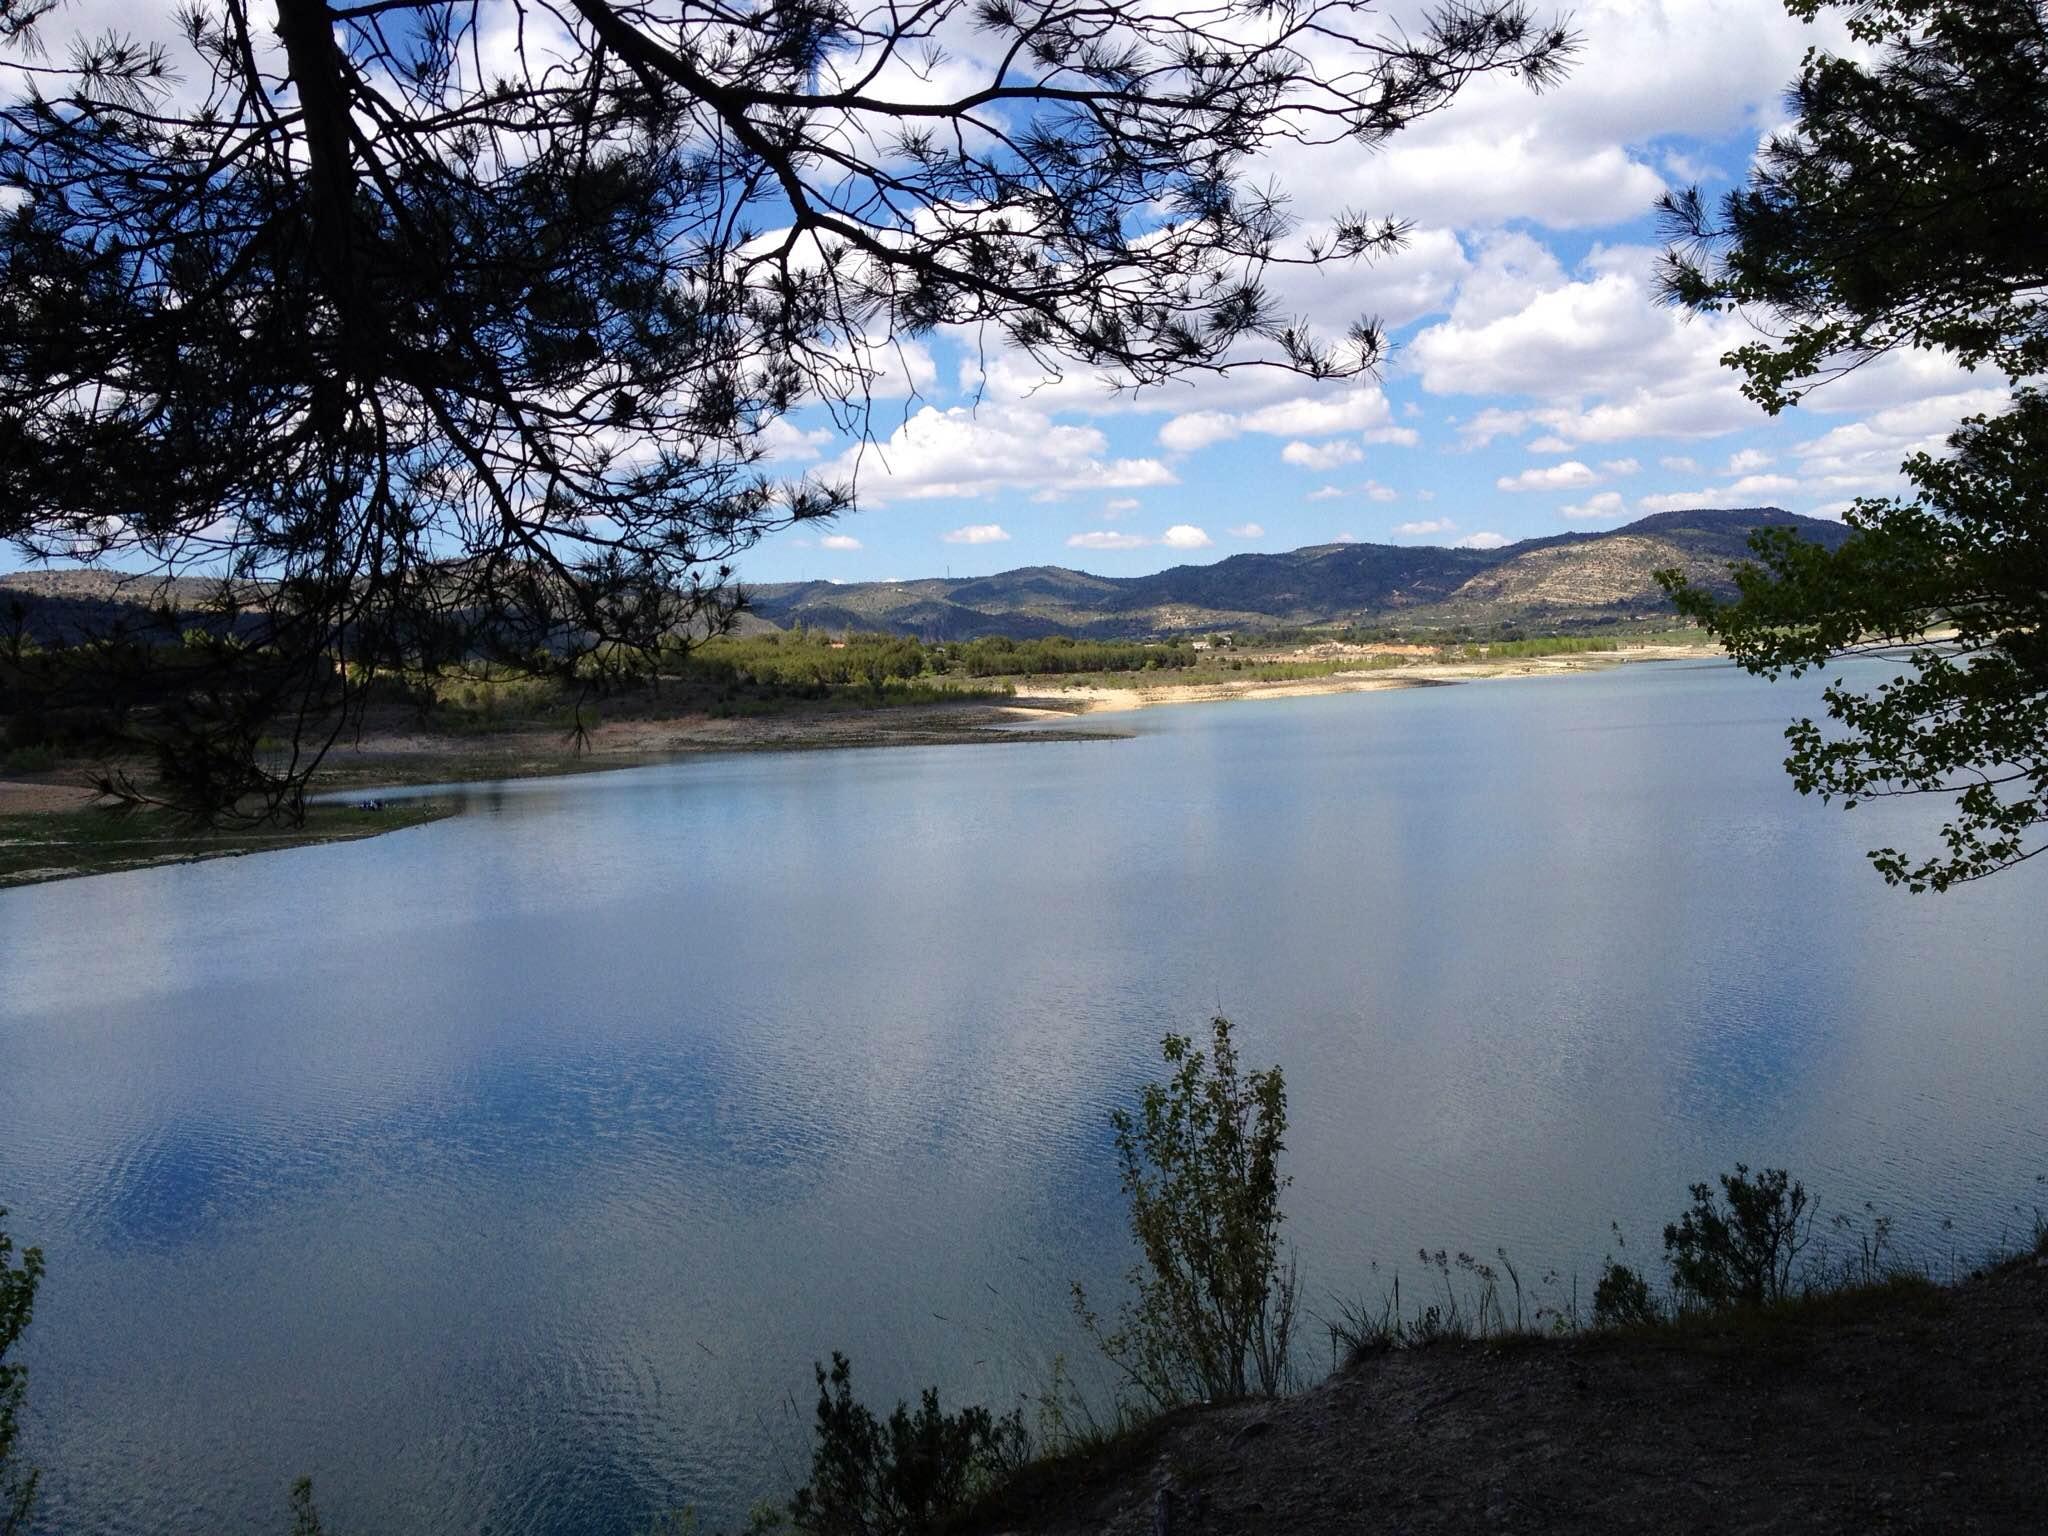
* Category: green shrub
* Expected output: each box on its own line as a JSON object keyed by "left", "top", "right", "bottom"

{"left": 1, "top": 1211, "right": 43, "bottom": 1536}
{"left": 286, "top": 1477, "right": 326, "bottom": 1536}
{"left": 1663, "top": 1164, "right": 1813, "bottom": 1309}
{"left": 1075, "top": 1017, "right": 1298, "bottom": 1409}
{"left": 1590, "top": 1259, "right": 1660, "bottom": 1328}
{"left": 0, "top": 745, "right": 56, "bottom": 774}
{"left": 785, "top": 1354, "right": 1028, "bottom": 1536}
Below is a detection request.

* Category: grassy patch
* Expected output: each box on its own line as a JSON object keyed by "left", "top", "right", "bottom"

{"left": 0, "top": 800, "right": 453, "bottom": 888}
{"left": 1586, "top": 1274, "right": 1952, "bottom": 1365}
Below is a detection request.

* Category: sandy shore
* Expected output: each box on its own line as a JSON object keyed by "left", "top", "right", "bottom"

{"left": 1020, "top": 644, "right": 1709, "bottom": 715}
{"left": 1, "top": 644, "right": 1715, "bottom": 887}
{"left": 4, "top": 644, "right": 1712, "bottom": 813}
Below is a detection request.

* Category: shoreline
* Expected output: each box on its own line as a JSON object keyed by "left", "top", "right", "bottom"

{"left": 0, "top": 644, "right": 1715, "bottom": 889}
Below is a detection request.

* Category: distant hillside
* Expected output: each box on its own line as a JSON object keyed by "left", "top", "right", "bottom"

{"left": 1, "top": 509, "right": 1851, "bottom": 648}
{"left": 744, "top": 508, "right": 1851, "bottom": 638}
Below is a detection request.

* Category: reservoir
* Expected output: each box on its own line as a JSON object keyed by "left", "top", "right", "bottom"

{"left": 3, "top": 659, "right": 2043, "bottom": 1533}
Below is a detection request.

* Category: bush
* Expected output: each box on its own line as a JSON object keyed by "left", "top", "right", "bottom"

{"left": 1075, "top": 1017, "right": 1298, "bottom": 1409}
{"left": 1, "top": 1211, "right": 43, "bottom": 1536}
{"left": 785, "top": 1354, "right": 1028, "bottom": 1536}
{"left": 1663, "top": 1164, "right": 1813, "bottom": 1309}
{"left": 1590, "top": 1259, "right": 1660, "bottom": 1328}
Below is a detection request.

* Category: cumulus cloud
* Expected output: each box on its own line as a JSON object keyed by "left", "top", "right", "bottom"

{"left": 1393, "top": 518, "right": 1457, "bottom": 536}
{"left": 1636, "top": 489, "right": 1724, "bottom": 513}
{"left": 1497, "top": 460, "right": 1601, "bottom": 492}
{"left": 1727, "top": 474, "right": 1801, "bottom": 496}
{"left": 1363, "top": 481, "right": 1400, "bottom": 502}
{"left": 1228, "top": 522, "right": 1265, "bottom": 538}
{"left": 1064, "top": 525, "right": 1213, "bottom": 551}
{"left": 1453, "top": 531, "right": 1511, "bottom": 550}
{"left": 1722, "top": 448, "right": 1776, "bottom": 475}
{"left": 1282, "top": 439, "right": 1365, "bottom": 470}
{"left": 1600, "top": 458, "right": 1641, "bottom": 476}
{"left": 1158, "top": 387, "right": 1402, "bottom": 455}
{"left": 1158, "top": 410, "right": 1239, "bottom": 453}
{"left": 1306, "top": 485, "right": 1346, "bottom": 501}
{"left": 942, "top": 523, "right": 1011, "bottom": 544}
{"left": 1103, "top": 497, "right": 1140, "bottom": 513}
{"left": 1661, "top": 455, "right": 1702, "bottom": 472}
{"left": 1559, "top": 492, "right": 1629, "bottom": 521}
{"left": 1265, "top": 0, "right": 1843, "bottom": 236}
{"left": 759, "top": 418, "right": 836, "bottom": 462}
{"left": 819, "top": 533, "right": 863, "bottom": 551}
{"left": 827, "top": 405, "right": 1176, "bottom": 504}
{"left": 1418, "top": 243, "right": 1765, "bottom": 449}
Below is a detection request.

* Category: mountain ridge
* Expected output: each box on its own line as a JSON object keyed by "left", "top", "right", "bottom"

{"left": 742, "top": 507, "right": 1849, "bottom": 638}
{"left": 1, "top": 508, "right": 1851, "bottom": 646}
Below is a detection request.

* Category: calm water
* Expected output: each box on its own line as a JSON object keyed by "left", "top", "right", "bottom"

{"left": 3, "top": 661, "right": 2044, "bottom": 1534}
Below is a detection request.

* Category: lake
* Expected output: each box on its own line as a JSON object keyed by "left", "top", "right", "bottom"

{"left": 3, "top": 659, "right": 2044, "bottom": 1534}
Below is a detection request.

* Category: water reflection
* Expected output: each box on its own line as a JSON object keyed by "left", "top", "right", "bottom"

{"left": 2, "top": 661, "right": 2044, "bottom": 1534}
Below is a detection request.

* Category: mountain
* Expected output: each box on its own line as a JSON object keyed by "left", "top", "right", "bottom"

{"left": 0, "top": 508, "right": 1851, "bottom": 648}
{"left": 743, "top": 508, "right": 1851, "bottom": 638}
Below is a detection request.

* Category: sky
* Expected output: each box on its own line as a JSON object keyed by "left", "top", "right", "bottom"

{"left": 744, "top": 0, "right": 2005, "bottom": 586}
{"left": 5, "top": 0, "right": 2005, "bottom": 589}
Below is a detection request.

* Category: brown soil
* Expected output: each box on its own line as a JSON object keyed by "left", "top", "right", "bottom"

{"left": 308, "top": 698, "right": 1118, "bottom": 791}
{"left": 0, "top": 778, "right": 99, "bottom": 813}
{"left": 980, "top": 1258, "right": 2048, "bottom": 1536}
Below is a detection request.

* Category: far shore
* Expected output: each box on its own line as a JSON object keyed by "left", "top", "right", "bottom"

{"left": 0, "top": 641, "right": 1716, "bottom": 888}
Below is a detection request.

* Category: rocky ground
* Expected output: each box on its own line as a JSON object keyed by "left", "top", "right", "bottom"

{"left": 973, "top": 1256, "right": 2048, "bottom": 1536}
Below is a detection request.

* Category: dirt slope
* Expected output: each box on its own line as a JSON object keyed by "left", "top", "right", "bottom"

{"left": 978, "top": 1258, "right": 2048, "bottom": 1536}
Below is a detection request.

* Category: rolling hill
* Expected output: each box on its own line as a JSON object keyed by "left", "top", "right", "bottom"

{"left": 0, "top": 508, "right": 1851, "bottom": 648}
{"left": 742, "top": 507, "right": 1850, "bottom": 638}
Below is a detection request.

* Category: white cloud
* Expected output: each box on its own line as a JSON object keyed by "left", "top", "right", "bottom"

{"left": 1306, "top": 485, "right": 1346, "bottom": 501}
{"left": 1393, "top": 518, "right": 1457, "bottom": 537}
{"left": 1497, "top": 460, "right": 1601, "bottom": 492}
{"left": 1241, "top": 392, "right": 1393, "bottom": 438}
{"left": 827, "top": 405, "right": 1176, "bottom": 505}
{"left": 1331, "top": 532, "right": 1359, "bottom": 544}
{"left": 1103, "top": 497, "right": 1140, "bottom": 513}
{"left": 1599, "top": 458, "right": 1642, "bottom": 477}
{"left": 1159, "top": 387, "right": 1401, "bottom": 456}
{"left": 1158, "top": 410, "right": 1240, "bottom": 453}
{"left": 1067, "top": 531, "right": 1149, "bottom": 551}
{"left": 1267, "top": 0, "right": 1843, "bottom": 235}
{"left": 1727, "top": 474, "right": 1801, "bottom": 496}
{"left": 1363, "top": 481, "right": 1399, "bottom": 503}
{"left": 1721, "top": 448, "right": 1776, "bottom": 475}
{"left": 1282, "top": 439, "right": 1364, "bottom": 470}
{"left": 1228, "top": 522, "right": 1266, "bottom": 538}
{"left": 819, "top": 533, "right": 863, "bottom": 551}
{"left": 1453, "top": 532, "right": 1511, "bottom": 550}
{"left": 1559, "top": 492, "right": 1629, "bottom": 521}
{"left": 759, "top": 418, "right": 836, "bottom": 462}
{"left": 1161, "top": 525, "right": 1213, "bottom": 550}
{"left": 942, "top": 523, "right": 1011, "bottom": 544}
{"left": 1637, "top": 489, "right": 1723, "bottom": 513}
{"left": 1661, "top": 455, "right": 1702, "bottom": 473}
{"left": 1418, "top": 243, "right": 1766, "bottom": 449}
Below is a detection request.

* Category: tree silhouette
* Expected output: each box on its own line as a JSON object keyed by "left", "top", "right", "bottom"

{"left": 1, "top": 0, "right": 1571, "bottom": 819}
{"left": 1658, "top": 0, "right": 2048, "bottom": 889}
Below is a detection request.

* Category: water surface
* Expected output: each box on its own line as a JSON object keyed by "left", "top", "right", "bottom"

{"left": 3, "top": 660, "right": 2043, "bottom": 1533}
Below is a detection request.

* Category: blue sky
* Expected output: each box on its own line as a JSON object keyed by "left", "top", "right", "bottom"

{"left": 737, "top": 0, "right": 2006, "bottom": 585}
{"left": 7, "top": 1, "right": 2005, "bottom": 590}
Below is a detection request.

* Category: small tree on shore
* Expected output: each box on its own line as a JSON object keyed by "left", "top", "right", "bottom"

{"left": 0, "top": 1211, "right": 42, "bottom": 1536}
{"left": 1663, "top": 1165, "right": 1814, "bottom": 1310}
{"left": 1077, "top": 1017, "right": 1298, "bottom": 1408}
